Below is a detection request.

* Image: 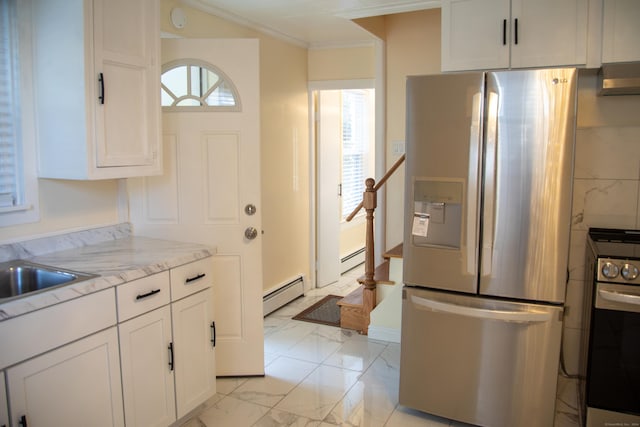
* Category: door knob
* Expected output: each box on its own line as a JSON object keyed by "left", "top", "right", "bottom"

{"left": 244, "top": 227, "right": 258, "bottom": 240}
{"left": 245, "top": 204, "right": 257, "bottom": 216}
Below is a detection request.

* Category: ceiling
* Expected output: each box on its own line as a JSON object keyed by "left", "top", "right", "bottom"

{"left": 182, "top": 0, "right": 441, "bottom": 48}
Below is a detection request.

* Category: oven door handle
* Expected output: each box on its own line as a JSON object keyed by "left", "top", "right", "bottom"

{"left": 598, "top": 289, "right": 640, "bottom": 306}
{"left": 410, "top": 295, "right": 552, "bottom": 324}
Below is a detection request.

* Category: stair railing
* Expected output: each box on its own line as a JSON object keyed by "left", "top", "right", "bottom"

{"left": 346, "top": 154, "right": 406, "bottom": 291}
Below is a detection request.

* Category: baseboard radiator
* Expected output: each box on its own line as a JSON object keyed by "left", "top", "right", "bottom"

{"left": 263, "top": 275, "right": 305, "bottom": 316}
{"left": 341, "top": 247, "right": 365, "bottom": 274}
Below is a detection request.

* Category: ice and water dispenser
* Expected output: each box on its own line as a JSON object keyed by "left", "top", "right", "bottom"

{"left": 411, "top": 180, "right": 463, "bottom": 249}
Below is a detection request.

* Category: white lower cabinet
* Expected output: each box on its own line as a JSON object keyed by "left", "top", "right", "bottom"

{"left": 6, "top": 327, "right": 124, "bottom": 427}
{"left": 117, "top": 259, "right": 216, "bottom": 425}
{"left": 172, "top": 288, "right": 216, "bottom": 418}
{"left": 0, "top": 372, "right": 7, "bottom": 427}
{"left": 0, "top": 258, "right": 215, "bottom": 427}
{"left": 119, "top": 305, "right": 176, "bottom": 427}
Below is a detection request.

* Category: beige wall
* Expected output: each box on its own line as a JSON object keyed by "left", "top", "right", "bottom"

{"left": 308, "top": 45, "right": 376, "bottom": 81}
{"left": 383, "top": 9, "right": 441, "bottom": 249}
{"left": 160, "top": 0, "right": 310, "bottom": 293}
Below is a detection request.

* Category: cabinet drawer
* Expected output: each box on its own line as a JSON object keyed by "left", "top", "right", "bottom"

{"left": 117, "top": 271, "right": 170, "bottom": 322}
{"left": 170, "top": 258, "right": 214, "bottom": 301}
{"left": 0, "top": 288, "right": 116, "bottom": 369}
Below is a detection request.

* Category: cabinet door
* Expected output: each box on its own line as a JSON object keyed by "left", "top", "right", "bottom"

{"left": 7, "top": 328, "right": 124, "bottom": 427}
{"left": 0, "top": 372, "right": 7, "bottom": 427}
{"left": 602, "top": 0, "right": 640, "bottom": 63}
{"left": 93, "top": 0, "right": 160, "bottom": 169}
{"left": 172, "top": 288, "right": 216, "bottom": 418}
{"left": 442, "top": 0, "right": 510, "bottom": 71}
{"left": 510, "top": 0, "right": 587, "bottom": 68}
{"left": 119, "top": 306, "right": 176, "bottom": 427}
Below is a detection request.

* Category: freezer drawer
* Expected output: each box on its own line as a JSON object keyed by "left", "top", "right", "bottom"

{"left": 399, "top": 286, "right": 563, "bottom": 427}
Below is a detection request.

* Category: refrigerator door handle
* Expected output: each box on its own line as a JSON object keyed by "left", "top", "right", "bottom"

{"left": 466, "top": 92, "right": 483, "bottom": 275}
{"left": 410, "top": 294, "right": 552, "bottom": 324}
{"left": 481, "top": 91, "right": 499, "bottom": 277}
{"left": 598, "top": 289, "right": 640, "bottom": 306}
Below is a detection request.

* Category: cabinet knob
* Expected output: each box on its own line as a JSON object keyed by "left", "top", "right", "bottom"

{"left": 98, "top": 72, "right": 105, "bottom": 105}
{"left": 210, "top": 321, "right": 216, "bottom": 347}
{"left": 502, "top": 19, "right": 507, "bottom": 45}
{"left": 168, "top": 342, "right": 174, "bottom": 371}
{"left": 19, "top": 415, "right": 28, "bottom": 427}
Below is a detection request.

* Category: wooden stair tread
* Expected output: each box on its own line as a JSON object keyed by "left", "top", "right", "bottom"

{"left": 338, "top": 285, "right": 375, "bottom": 334}
{"left": 337, "top": 285, "right": 363, "bottom": 308}
{"left": 384, "top": 243, "right": 403, "bottom": 259}
{"left": 357, "top": 260, "right": 393, "bottom": 285}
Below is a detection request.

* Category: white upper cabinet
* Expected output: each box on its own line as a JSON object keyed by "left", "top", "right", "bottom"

{"left": 442, "top": 0, "right": 589, "bottom": 71}
{"left": 442, "top": 0, "right": 511, "bottom": 70}
{"left": 601, "top": 0, "right": 640, "bottom": 63}
{"left": 32, "top": 0, "right": 161, "bottom": 180}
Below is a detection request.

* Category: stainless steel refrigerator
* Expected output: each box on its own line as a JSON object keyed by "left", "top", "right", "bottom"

{"left": 399, "top": 69, "right": 577, "bottom": 427}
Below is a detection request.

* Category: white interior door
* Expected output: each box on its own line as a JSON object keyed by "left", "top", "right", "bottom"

{"left": 128, "top": 38, "right": 263, "bottom": 376}
{"left": 316, "top": 90, "right": 341, "bottom": 287}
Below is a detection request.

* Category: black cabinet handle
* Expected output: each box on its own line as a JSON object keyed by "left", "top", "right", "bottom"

{"left": 185, "top": 273, "right": 206, "bottom": 284}
{"left": 168, "top": 342, "right": 174, "bottom": 371}
{"left": 514, "top": 18, "right": 518, "bottom": 45}
{"left": 210, "top": 321, "right": 216, "bottom": 347}
{"left": 136, "top": 289, "right": 161, "bottom": 300}
{"left": 502, "top": 19, "right": 507, "bottom": 45}
{"left": 98, "top": 72, "right": 105, "bottom": 104}
{"left": 19, "top": 415, "right": 27, "bottom": 427}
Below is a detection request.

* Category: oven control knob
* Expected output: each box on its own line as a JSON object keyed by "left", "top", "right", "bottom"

{"left": 621, "top": 263, "right": 639, "bottom": 281}
{"left": 602, "top": 262, "right": 619, "bottom": 279}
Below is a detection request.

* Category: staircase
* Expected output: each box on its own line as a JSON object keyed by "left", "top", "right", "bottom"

{"left": 337, "top": 245, "right": 402, "bottom": 334}
{"left": 335, "top": 154, "right": 405, "bottom": 335}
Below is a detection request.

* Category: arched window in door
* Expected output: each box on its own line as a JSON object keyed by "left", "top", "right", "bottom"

{"left": 160, "top": 59, "right": 241, "bottom": 111}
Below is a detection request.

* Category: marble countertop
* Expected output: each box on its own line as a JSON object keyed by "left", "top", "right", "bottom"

{"left": 0, "top": 236, "right": 215, "bottom": 321}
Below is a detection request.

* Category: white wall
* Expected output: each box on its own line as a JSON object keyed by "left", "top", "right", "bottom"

{"left": 564, "top": 69, "right": 640, "bottom": 374}
{"left": 1, "top": 179, "right": 122, "bottom": 243}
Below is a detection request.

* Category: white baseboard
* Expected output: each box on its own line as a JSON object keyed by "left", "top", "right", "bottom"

{"left": 341, "top": 247, "right": 365, "bottom": 274}
{"left": 367, "top": 325, "right": 401, "bottom": 343}
{"left": 263, "top": 276, "right": 304, "bottom": 316}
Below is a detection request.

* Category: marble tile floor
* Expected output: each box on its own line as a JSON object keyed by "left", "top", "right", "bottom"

{"left": 180, "top": 266, "right": 581, "bottom": 427}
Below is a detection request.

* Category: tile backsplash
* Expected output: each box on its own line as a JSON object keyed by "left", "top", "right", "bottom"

{"left": 563, "top": 71, "right": 640, "bottom": 375}
{"left": 0, "top": 223, "right": 132, "bottom": 263}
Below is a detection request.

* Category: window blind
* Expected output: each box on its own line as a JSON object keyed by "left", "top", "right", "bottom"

{"left": 341, "top": 90, "right": 367, "bottom": 220}
{"left": 0, "top": 0, "right": 21, "bottom": 208}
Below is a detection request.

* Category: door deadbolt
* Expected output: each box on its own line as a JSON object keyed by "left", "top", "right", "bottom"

{"left": 244, "top": 227, "right": 258, "bottom": 240}
{"left": 245, "top": 204, "right": 257, "bottom": 216}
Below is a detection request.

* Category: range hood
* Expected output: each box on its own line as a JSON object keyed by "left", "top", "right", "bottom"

{"left": 598, "top": 63, "right": 640, "bottom": 95}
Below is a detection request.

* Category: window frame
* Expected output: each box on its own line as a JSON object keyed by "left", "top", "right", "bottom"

{"left": 0, "top": 0, "right": 39, "bottom": 227}
{"left": 160, "top": 59, "right": 242, "bottom": 112}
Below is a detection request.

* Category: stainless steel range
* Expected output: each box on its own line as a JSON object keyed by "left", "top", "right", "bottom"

{"left": 580, "top": 228, "right": 640, "bottom": 427}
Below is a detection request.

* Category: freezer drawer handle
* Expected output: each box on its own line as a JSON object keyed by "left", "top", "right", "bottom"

{"left": 598, "top": 289, "right": 640, "bottom": 306}
{"left": 410, "top": 295, "right": 552, "bottom": 324}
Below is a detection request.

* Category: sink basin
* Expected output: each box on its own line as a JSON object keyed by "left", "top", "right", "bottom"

{"left": 0, "top": 260, "right": 98, "bottom": 300}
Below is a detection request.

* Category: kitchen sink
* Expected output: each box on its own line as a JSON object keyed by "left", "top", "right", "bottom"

{"left": 0, "top": 260, "right": 98, "bottom": 300}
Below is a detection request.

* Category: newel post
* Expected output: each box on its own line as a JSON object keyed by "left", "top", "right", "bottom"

{"left": 363, "top": 178, "right": 376, "bottom": 290}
